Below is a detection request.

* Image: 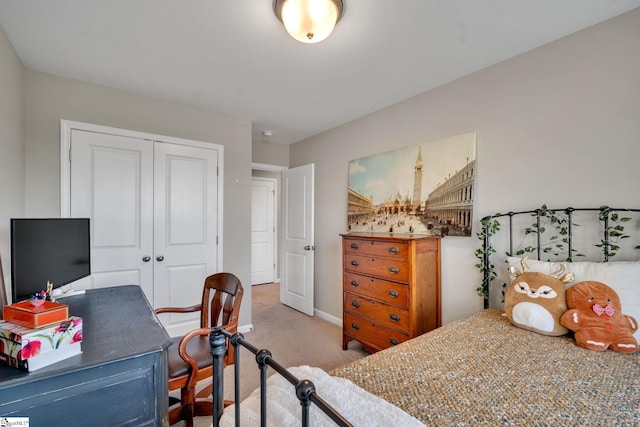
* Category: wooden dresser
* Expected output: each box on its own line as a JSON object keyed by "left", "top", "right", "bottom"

{"left": 341, "top": 232, "right": 441, "bottom": 353}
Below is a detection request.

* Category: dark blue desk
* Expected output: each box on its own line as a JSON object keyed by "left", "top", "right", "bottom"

{"left": 0, "top": 285, "right": 171, "bottom": 426}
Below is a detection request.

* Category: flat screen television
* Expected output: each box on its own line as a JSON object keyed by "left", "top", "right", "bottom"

{"left": 10, "top": 218, "right": 91, "bottom": 302}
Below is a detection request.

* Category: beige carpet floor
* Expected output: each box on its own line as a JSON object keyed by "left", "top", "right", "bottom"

{"left": 172, "top": 282, "right": 369, "bottom": 427}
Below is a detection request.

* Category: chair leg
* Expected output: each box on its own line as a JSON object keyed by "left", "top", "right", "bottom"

{"left": 181, "top": 387, "right": 196, "bottom": 427}
{"left": 193, "top": 400, "right": 214, "bottom": 416}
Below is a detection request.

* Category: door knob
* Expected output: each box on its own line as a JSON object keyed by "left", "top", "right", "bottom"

{"left": 304, "top": 245, "right": 311, "bottom": 250}
{"left": 156, "top": 255, "right": 165, "bottom": 262}
{"left": 142, "top": 256, "right": 151, "bottom": 262}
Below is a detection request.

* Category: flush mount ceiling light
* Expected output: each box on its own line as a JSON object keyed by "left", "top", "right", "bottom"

{"left": 273, "top": 0, "right": 344, "bottom": 44}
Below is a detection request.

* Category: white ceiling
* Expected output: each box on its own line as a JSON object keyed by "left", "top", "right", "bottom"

{"left": 1, "top": 1, "right": 638, "bottom": 145}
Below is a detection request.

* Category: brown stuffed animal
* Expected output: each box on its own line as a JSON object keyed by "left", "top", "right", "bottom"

{"left": 505, "top": 258, "right": 574, "bottom": 336}
{"left": 560, "top": 281, "right": 638, "bottom": 353}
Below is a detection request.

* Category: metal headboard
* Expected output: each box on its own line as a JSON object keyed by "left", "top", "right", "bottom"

{"left": 479, "top": 206, "right": 640, "bottom": 308}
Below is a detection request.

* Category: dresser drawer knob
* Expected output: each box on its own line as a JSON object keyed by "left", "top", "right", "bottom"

{"left": 350, "top": 280, "right": 359, "bottom": 287}
{"left": 390, "top": 338, "right": 399, "bottom": 346}
{"left": 351, "top": 323, "right": 360, "bottom": 330}
{"left": 351, "top": 300, "right": 360, "bottom": 308}
{"left": 350, "top": 243, "right": 359, "bottom": 249}
{"left": 351, "top": 260, "right": 359, "bottom": 267}
{"left": 388, "top": 266, "right": 399, "bottom": 274}
{"left": 388, "top": 246, "right": 399, "bottom": 255}
{"left": 387, "top": 289, "right": 399, "bottom": 298}
{"left": 390, "top": 313, "right": 400, "bottom": 322}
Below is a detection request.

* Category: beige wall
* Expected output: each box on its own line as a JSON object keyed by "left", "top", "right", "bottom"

{"left": 23, "top": 70, "right": 254, "bottom": 326}
{"left": 290, "top": 9, "right": 640, "bottom": 324}
{"left": 0, "top": 22, "right": 24, "bottom": 286}
{"left": 253, "top": 139, "right": 289, "bottom": 167}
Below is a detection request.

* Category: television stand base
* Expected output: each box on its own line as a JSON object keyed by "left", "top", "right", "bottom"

{"left": 53, "top": 289, "right": 86, "bottom": 300}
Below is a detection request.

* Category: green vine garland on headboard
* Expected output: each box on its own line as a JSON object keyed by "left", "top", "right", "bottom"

{"left": 475, "top": 205, "right": 640, "bottom": 300}
{"left": 474, "top": 215, "right": 500, "bottom": 300}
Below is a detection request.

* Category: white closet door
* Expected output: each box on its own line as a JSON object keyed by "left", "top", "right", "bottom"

{"left": 70, "top": 129, "right": 155, "bottom": 301}
{"left": 153, "top": 142, "right": 219, "bottom": 337}
{"left": 69, "top": 125, "right": 221, "bottom": 337}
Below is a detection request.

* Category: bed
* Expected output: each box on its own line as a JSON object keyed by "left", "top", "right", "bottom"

{"left": 213, "top": 206, "right": 640, "bottom": 426}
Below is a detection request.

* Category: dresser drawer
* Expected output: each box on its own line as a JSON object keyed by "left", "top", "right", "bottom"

{"left": 344, "top": 313, "right": 409, "bottom": 351}
{"left": 344, "top": 253, "right": 409, "bottom": 282}
{"left": 343, "top": 271, "right": 409, "bottom": 307}
{"left": 343, "top": 238, "right": 408, "bottom": 259}
{"left": 344, "top": 293, "right": 409, "bottom": 332}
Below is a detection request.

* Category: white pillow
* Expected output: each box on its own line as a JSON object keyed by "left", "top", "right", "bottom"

{"left": 507, "top": 257, "right": 640, "bottom": 341}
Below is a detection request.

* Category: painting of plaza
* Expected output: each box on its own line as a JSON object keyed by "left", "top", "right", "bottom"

{"left": 347, "top": 132, "right": 476, "bottom": 237}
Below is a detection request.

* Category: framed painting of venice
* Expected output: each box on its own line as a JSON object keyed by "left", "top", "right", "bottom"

{"left": 347, "top": 132, "right": 476, "bottom": 237}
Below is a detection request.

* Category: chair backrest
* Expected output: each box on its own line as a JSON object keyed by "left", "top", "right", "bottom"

{"left": 201, "top": 273, "right": 243, "bottom": 332}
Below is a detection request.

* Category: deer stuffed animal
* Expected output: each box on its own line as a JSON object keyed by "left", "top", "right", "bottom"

{"left": 504, "top": 258, "right": 574, "bottom": 336}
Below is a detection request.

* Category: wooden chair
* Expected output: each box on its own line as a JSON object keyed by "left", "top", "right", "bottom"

{"left": 155, "top": 272, "right": 243, "bottom": 427}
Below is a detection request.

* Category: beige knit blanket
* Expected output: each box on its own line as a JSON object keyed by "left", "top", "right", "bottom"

{"left": 332, "top": 309, "right": 639, "bottom": 426}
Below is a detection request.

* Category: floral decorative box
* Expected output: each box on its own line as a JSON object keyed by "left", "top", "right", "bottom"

{"left": 0, "top": 316, "right": 83, "bottom": 361}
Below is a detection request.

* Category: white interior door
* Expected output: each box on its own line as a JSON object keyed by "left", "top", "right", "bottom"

{"left": 153, "top": 142, "right": 219, "bottom": 336}
{"left": 66, "top": 123, "right": 221, "bottom": 337}
{"left": 251, "top": 178, "right": 275, "bottom": 285}
{"left": 70, "top": 129, "right": 155, "bottom": 300}
{"left": 281, "top": 164, "right": 315, "bottom": 316}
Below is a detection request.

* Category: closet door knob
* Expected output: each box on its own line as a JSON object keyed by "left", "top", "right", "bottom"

{"left": 142, "top": 256, "right": 151, "bottom": 262}
{"left": 156, "top": 255, "right": 165, "bottom": 262}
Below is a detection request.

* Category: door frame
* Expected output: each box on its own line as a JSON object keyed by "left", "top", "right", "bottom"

{"left": 60, "top": 120, "right": 225, "bottom": 272}
{"left": 251, "top": 176, "right": 277, "bottom": 285}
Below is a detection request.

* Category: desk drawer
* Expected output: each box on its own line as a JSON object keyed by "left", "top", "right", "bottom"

{"left": 344, "top": 253, "right": 409, "bottom": 282}
{"left": 343, "top": 271, "right": 409, "bottom": 307}
{"left": 344, "top": 313, "right": 409, "bottom": 351}
{"left": 343, "top": 238, "right": 408, "bottom": 259}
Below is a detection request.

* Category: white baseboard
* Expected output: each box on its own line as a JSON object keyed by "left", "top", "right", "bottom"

{"left": 238, "top": 309, "right": 340, "bottom": 332}
{"left": 314, "top": 309, "right": 342, "bottom": 327}
{"left": 238, "top": 324, "right": 254, "bottom": 333}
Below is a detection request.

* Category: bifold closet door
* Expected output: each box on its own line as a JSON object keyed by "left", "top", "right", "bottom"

{"left": 70, "top": 130, "right": 155, "bottom": 300}
{"left": 70, "top": 129, "right": 219, "bottom": 337}
{"left": 153, "top": 142, "right": 219, "bottom": 337}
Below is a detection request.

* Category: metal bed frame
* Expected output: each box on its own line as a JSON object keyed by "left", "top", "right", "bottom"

{"left": 206, "top": 205, "right": 639, "bottom": 426}
{"left": 209, "top": 326, "right": 352, "bottom": 427}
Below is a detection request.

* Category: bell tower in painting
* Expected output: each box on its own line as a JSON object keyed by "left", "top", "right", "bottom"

{"left": 412, "top": 147, "right": 423, "bottom": 212}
